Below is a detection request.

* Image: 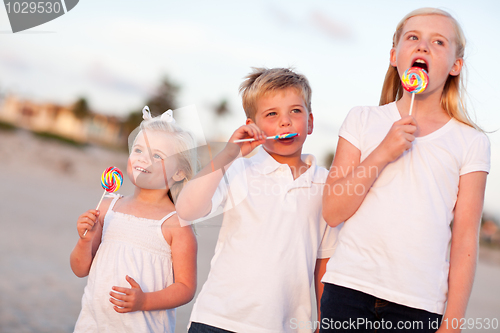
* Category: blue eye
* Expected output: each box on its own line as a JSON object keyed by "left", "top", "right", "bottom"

{"left": 153, "top": 154, "right": 163, "bottom": 160}
{"left": 292, "top": 108, "right": 302, "bottom": 113}
{"left": 409, "top": 35, "right": 418, "bottom": 41}
{"left": 434, "top": 40, "right": 444, "bottom": 46}
{"left": 134, "top": 148, "right": 142, "bottom": 153}
{"left": 266, "top": 111, "right": 277, "bottom": 117}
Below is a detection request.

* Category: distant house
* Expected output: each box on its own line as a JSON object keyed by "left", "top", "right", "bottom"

{"left": 0, "top": 95, "right": 126, "bottom": 147}
{"left": 481, "top": 218, "right": 500, "bottom": 246}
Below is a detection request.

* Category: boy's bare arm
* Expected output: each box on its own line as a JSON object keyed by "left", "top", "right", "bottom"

{"left": 176, "top": 149, "right": 236, "bottom": 221}
{"left": 314, "top": 258, "right": 328, "bottom": 326}
{"left": 176, "top": 124, "right": 265, "bottom": 221}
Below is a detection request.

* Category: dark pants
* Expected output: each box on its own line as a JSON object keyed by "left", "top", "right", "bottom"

{"left": 320, "top": 283, "right": 442, "bottom": 332}
{"left": 188, "top": 322, "right": 235, "bottom": 333}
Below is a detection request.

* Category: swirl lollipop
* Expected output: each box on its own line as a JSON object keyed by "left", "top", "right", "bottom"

{"left": 83, "top": 166, "right": 123, "bottom": 236}
{"left": 401, "top": 67, "right": 429, "bottom": 116}
{"left": 100, "top": 166, "right": 123, "bottom": 194}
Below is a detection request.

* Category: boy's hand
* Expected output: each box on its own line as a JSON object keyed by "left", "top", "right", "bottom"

{"left": 375, "top": 116, "right": 417, "bottom": 163}
{"left": 227, "top": 124, "right": 267, "bottom": 157}
{"left": 76, "top": 209, "right": 100, "bottom": 240}
{"left": 109, "top": 275, "right": 146, "bottom": 313}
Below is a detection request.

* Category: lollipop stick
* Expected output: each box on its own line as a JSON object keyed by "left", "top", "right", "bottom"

{"left": 95, "top": 189, "right": 107, "bottom": 210}
{"left": 83, "top": 190, "right": 106, "bottom": 237}
{"left": 234, "top": 136, "right": 274, "bottom": 143}
{"left": 409, "top": 93, "right": 415, "bottom": 116}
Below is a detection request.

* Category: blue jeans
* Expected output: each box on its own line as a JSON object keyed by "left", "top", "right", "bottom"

{"left": 188, "top": 322, "right": 235, "bottom": 333}
{"left": 320, "top": 284, "right": 442, "bottom": 332}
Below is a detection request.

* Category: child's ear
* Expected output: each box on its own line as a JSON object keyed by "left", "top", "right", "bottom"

{"left": 390, "top": 48, "right": 397, "bottom": 67}
{"left": 307, "top": 112, "right": 314, "bottom": 135}
{"left": 246, "top": 117, "right": 254, "bottom": 125}
{"left": 173, "top": 170, "right": 186, "bottom": 182}
{"left": 449, "top": 58, "right": 463, "bottom": 76}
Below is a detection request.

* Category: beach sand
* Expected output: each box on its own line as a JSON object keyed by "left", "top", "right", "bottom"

{"left": 0, "top": 130, "right": 498, "bottom": 333}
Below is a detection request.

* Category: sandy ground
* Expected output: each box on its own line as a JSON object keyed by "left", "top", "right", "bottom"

{"left": 0, "top": 129, "right": 499, "bottom": 333}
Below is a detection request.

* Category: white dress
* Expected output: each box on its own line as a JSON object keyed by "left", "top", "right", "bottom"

{"left": 74, "top": 194, "right": 176, "bottom": 333}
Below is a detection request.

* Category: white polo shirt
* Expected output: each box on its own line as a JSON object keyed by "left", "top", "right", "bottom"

{"left": 189, "top": 147, "right": 339, "bottom": 333}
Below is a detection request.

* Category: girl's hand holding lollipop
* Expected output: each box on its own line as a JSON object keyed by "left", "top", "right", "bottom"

{"left": 81, "top": 166, "right": 123, "bottom": 237}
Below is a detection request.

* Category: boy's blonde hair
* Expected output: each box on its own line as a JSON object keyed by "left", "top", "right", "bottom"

{"left": 239, "top": 67, "right": 312, "bottom": 120}
{"left": 380, "top": 7, "right": 480, "bottom": 130}
{"left": 129, "top": 117, "right": 197, "bottom": 203}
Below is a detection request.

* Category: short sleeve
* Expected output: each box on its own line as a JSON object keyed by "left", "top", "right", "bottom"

{"left": 317, "top": 220, "right": 342, "bottom": 259}
{"left": 209, "top": 157, "right": 248, "bottom": 215}
{"left": 210, "top": 171, "right": 229, "bottom": 215}
{"left": 460, "top": 133, "right": 491, "bottom": 176}
{"left": 338, "top": 107, "right": 364, "bottom": 150}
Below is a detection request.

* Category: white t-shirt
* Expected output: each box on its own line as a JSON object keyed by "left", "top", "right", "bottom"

{"left": 322, "top": 102, "right": 490, "bottom": 315}
{"left": 189, "top": 148, "right": 339, "bottom": 333}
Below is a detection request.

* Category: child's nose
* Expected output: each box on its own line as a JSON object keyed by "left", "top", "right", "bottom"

{"left": 138, "top": 154, "right": 151, "bottom": 164}
{"left": 416, "top": 40, "right": 429, "bottom": 53}
{"left": 279, "top": 114, "right": 292, "bottom": 127}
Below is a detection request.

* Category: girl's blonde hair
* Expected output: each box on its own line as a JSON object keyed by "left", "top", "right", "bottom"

{"left": 380, "top": 7, "right": 480, "bottom": 130}
{"left": 129, "top": 117, "right": 197, "bottom": 203}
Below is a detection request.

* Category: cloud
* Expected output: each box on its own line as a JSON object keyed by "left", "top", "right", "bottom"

{"left": 309, "top": 10, "right": 353, "bottom": 41}
{"left": 86, "top": 62, "right": 150, "bottom": 96}
{"left": 268, "top": 5, "right": 295, "bottom": 27}
{"left": 267, "top": 5, "right": 353, "bottom": 42}
{"left": 0, "top": 52, "right": 32, "bottom": 73}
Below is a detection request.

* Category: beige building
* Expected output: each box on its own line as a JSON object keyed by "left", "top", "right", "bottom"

{"left": 0, "top": 95, "right": 125, "bottom": 147}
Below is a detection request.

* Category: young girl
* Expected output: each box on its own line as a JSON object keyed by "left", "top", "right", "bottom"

{"left": 70, "top": 107, "right": 197, "bottom": 332}
{"left": 321, "top": 8, "right": 490, "bottom": 333}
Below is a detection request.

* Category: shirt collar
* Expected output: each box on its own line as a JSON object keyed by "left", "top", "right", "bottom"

{"left": 250, "top": 147, "right": 320, "bottom": 185}
{"left": 250, "top": 147, "right": 282, "bottom": 175}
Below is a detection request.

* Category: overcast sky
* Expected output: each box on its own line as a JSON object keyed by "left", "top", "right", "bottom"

{"left": 1, "top": 0, "right": 499, "bottom": 217}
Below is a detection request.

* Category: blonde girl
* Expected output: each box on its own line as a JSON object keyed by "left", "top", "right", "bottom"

{"left": 321, "top": 8, "right": 490, "bottom": 333}
{"left": 70, "top": 107, "right": 197, "bottom": 332}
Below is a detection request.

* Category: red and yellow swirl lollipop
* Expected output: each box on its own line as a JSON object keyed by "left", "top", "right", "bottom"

{"left": 100, "top": 166, "right": 123, "bottom": 193}
{"left": 401, "top": 67, "right": 429, "bottom": 115}
{"left": 83, "top": 166, "right": 123, "bottom": 236}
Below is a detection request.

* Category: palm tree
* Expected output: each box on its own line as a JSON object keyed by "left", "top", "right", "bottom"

{"left": 72, "top": 97, "right": 91, "bottom": 119}
{"left": 122, "top": 76, "right": 181, "bottom": 144}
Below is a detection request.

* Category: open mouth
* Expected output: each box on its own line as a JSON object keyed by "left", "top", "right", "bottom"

{"left": 412, "top": 59, "right": 428, "bottom": 73}
{"left": 135, "top": 166, "right": 151, "bottom": 173}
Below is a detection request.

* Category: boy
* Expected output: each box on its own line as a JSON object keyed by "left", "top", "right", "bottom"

{"left": 176, "top": 68, "right": 339, "bottom": 333}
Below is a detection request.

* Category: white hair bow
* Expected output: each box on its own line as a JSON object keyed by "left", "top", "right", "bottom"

{"left": 142, "top": 106, "right": 175, "bottom": 124}
{"left": 161, "top": 109, "right": 175, "bottom": 124}
{"left": 142, "top": 106, "right": 152, "bottom": 120}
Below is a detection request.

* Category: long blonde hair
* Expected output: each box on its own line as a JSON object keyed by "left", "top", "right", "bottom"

{"left": 379, "top": 7, "right": 480, "bottom": 130}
